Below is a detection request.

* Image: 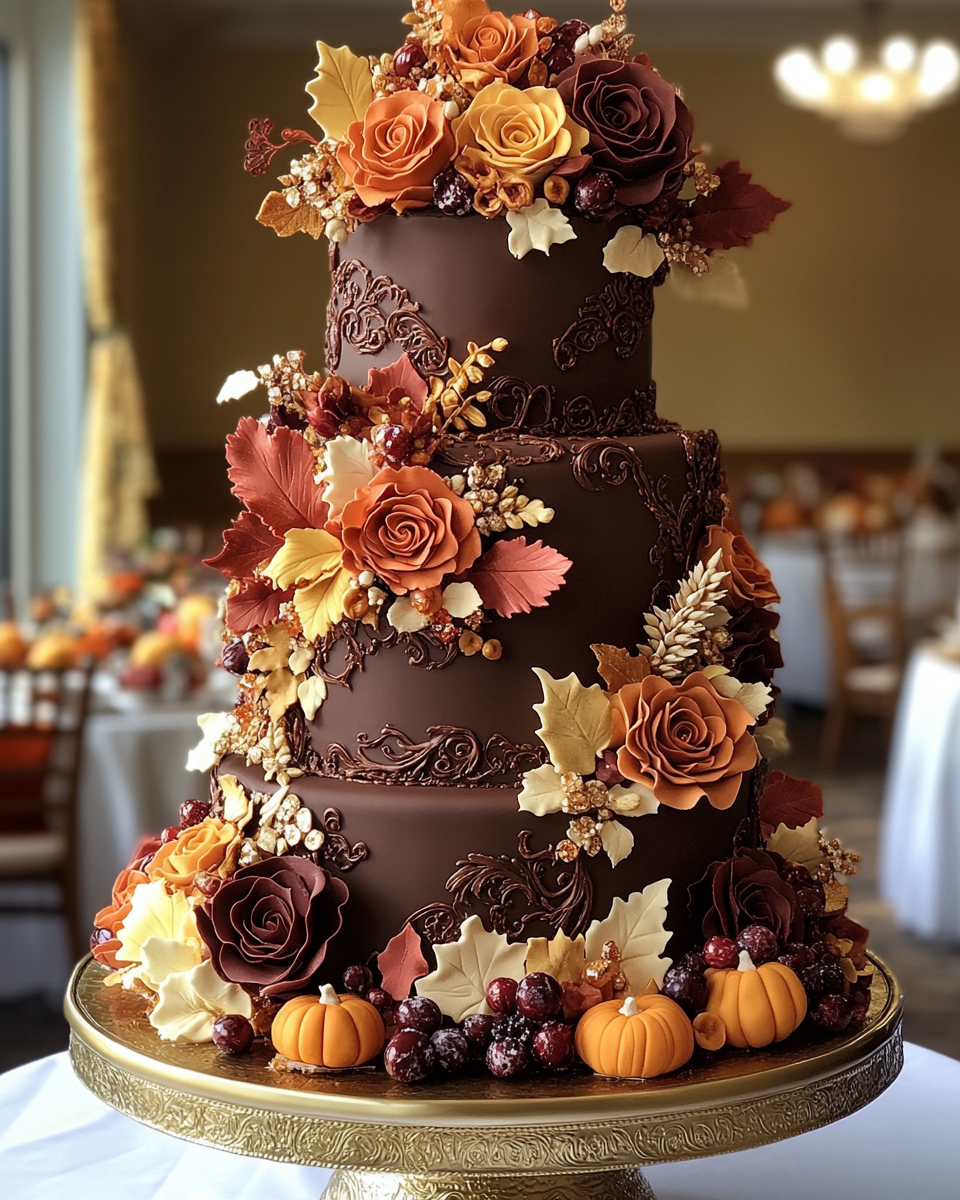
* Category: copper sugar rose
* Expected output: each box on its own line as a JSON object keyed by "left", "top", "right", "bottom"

{"left": 690, "top": 847, "right": 803, "bottom": 945}
{"left": 699, "top": 517, "right": 780, "bottom": 609}
{"left": 196, "top": 856, "right": 348, "bottom": 999}
{"left": 555, "top": 56, "right": 693, "bottom": 206}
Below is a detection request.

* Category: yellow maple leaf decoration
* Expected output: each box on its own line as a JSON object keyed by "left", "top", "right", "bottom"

{"left": 525, "top": 930, "right": 585, "bottom": 983}
{"left": 305, "top": 42, "right": 374, "bottom": 141}
{"left": 294, "top": 569, "right": 353, "bottom": 643}
{"left": 256, "top": 191, "right": 325, "bottom": 240}
{"left": 264, "top": 529, "right": 352, "bottom": 643}
{"left": 532, "top": 668, "right": 613, "bottom": 776}
{"left": 591, "top": 643, "right": 650, "bottom": 692}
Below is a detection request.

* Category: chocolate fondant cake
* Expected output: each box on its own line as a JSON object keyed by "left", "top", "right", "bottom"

{"left": 91, "top": 1, "right": 873, "bottom": 1081}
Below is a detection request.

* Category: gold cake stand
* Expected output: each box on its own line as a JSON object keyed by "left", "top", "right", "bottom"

{"left": 66, "top": 955, "right": 903, "bottom": 1200}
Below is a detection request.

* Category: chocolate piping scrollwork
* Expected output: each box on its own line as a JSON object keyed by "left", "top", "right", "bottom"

{"left": 485, "top": 376, "right": 676, "bottom": 439}
{"left": 317, "top": 619, "right": 458, "bottom": 692}
{"left": 679, "top": 428, "right": 725, "bottom": 570}
{"left": 325, "top": 259, "right": 448, "bottom": 377}
{"left": 552, "top": 269, "right": 662, "bottom": 371}
{"left": 438, "top": 433, "right": 567, "bottom": 469}
{"left": 311, "top": 724, "right": 547, "bottom": 787}
{"left": 316, "top": 807, "right": 368, "bottom": 872}
{"left": 406, "top": 830, "right": 594, "bottom": 945}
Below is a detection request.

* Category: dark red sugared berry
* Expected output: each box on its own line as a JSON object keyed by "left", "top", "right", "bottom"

{"left": 516, "top": 972, "right": 563, "bottom": 1022}
{"left": 430, "top": 1027, "right": 470, "bottom": 1074}
{"left": 371, "top": 423, "right": 411, "bottom": 467}
{"left": 491, "top": 1012, "right": 538, "bottom": 1048}
{"left": 594, "top": 749, "right": 625, "bottom": 786}
{"left": 679, "top": 950, "right": 708, "bottom": 973}
{"left": 780, "top": 861, "right": 813, "bottom": 887}
{"left": 267, "top": 404, "right": 306, "bottom": 433}
{"left": 778, "top": 942, "right": 815, "bottom": 974}
{"left": 796, "top": 884, "right": 826, "bottom": 920}
{"left": 90, "top": 927, "right": 112, "bottom": 949}
{"left": 461, "top": 1013, "right": 496, "bottom": 1059}
{"left": 384, "top": 1029, "right": 435, "bottom": 1083}
{"left": 179, "top": 799, "right": 211, "bottom": 829}
{"left": 211, "top": 1014, "right": 255, "bottom": 1055}
{"left": 342, "top": 964, "right": 374, "bottom": 996}
{"left": 396, "top": 995, "right": 443, "bottom": 1035}
{"left": 393, "top": 40, "right": 427, "bottom": 77}
{"left": 160, "top": 825, "right": 180, "bottom": 844}
{"left": 810, "top": 994, "right": 852, "bottom": 1033}
{"left": 433, "top": 165, "right": 475, "bottom": 217}
{"left": 194, "top": 870, "right": 222, "bottom": 898}
{"left": 809, "top": 939, "right": 840, "bottom": 963}
{"left": 220, "top": 638, "right": 249, "bottom": 675}
{"left": 660, "top": 966, "right": 709, "bottom": 1019}
{"left": 366, "top": 987, "right": 395, "bottom": 1022}
{"left": 542, "top": 41, "right": 574, "bottom": 76}
{"left": 737, "top": 925, "right": 779, "bottom": 965}
{"left": 533, "top": 1021, "right": 574, "bottom": 1069}
{"left": 703, "top": 936, "right": 739, "bottom": 970}
{"left": 574, "top": 171, "right": 617, "bottom": 217}
{"left": 800, "top": 962, "right": 845, "bottom": 998}
{"left": 486, "top": 1037, "right": 529, "bottom": 1079}
{"left": 554, "top": 18, "right": 590, "bottom": 48}
{"left": 485, "top": 977, "right": 518, "bottom": 1015}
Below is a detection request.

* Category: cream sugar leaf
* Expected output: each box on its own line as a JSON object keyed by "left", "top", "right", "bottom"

{"left": 599, "top": 819, "right": 635, "bottom": 868}
{"left": 216, "top": 368, "right": 260, "bottom": 405}
{"left": 150, "top": 959, "right": 252, "bottom": 1043}
{"left": 186, "top": 711, "right": 235, "bottom": 773}
{"left": 602, "top": 225, "right": 665, "bottom": 278}
{"left": 668, "top": 250, "right": 749, "bottom": 309}
{"left": 702, "top": 664, "right": 772, "bottom": 720}
{"left": 518, "top": 762, "right": 565, "bottom": 816}
{"left": 317, "top": 436, "right": 376, "bottom": 519}
{"left": 532, "top": 668, "right": 613, "bottom": 776}
{"left": 305, "top": 42, "right": 375, "bottom": 141}
{"left": 415, "top": 914, "right": 527, "bottom": 1022}
{"left": 765, "top": 816, "right": 827, "bottom": 875}
{"left": 585, "top": 880, "right": 673, "bottom": 993}
{"left": 115, "top": 880, "right": 199, "bottom": 969}
{"left": 506, "top": 199, "right": 577, "bottom": 260}
{"left": 297, "top": 674, "right": 328, "bottom": 721}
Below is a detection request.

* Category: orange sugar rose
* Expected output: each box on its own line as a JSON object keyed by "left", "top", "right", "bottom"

{"left": 337, "top": 92, "right": 456, "bottom": 213}
{"left": 444, "top": 10, "right": 539, "bottom": 92}
{"left": 699, "top": 517, "right": 780, "bottom": 609}
{"left": 147, "top": 818, "right": 238, "bottom": 891}
{"left": 91, "top": 862, "right": 150, "bottom": 968}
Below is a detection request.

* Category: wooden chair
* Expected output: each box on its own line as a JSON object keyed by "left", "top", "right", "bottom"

{"left": 0, "top": 667, "right": 92, "bottom": 960}
{"left": 819, "top": 532, "right": 906, "bottom": 772}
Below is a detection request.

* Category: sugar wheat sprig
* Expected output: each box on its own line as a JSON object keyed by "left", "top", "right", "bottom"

{"left": 643, "top": 549, "right": 729, "bottom": 678}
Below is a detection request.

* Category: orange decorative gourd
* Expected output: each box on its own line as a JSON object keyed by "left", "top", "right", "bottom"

{"left": 705, "top": 950, "right": 807, "bottom": 1049}
{"left": 574, "top": 992, "right": 694, "bottom": 1079}
{"left": 271, "top": 984, "right": 385, "bottom": 1068}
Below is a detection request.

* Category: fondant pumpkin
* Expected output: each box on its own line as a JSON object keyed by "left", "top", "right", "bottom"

{"left": 705, "top": 950, "right": 807, "bottom": 1049}
{"left": 574, "top": 992, "right": 694, "bottom": 1079}
{"left": 271, "top": 984, "right": 385, "bottom": 1068}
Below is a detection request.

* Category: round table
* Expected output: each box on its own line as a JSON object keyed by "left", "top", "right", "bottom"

{"left": 1, "top": 1043, "right": 958, "bottom": 1198}
{"left": 881, "top": 644, "right": 960, "bottom": 940}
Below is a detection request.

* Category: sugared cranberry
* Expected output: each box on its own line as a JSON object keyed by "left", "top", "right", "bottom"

{"left": 211, "top": 1014, "right": 255, "bottom": 1055}
{"left": 342, "top": 964, "right": 374, "bottom": 996}
{"left": 433, "top": 165, "right": 474, "bottom": 217}
{"left": 543, "top": 41, "right": 574, "bottom": 76}
{"left": 384, "top": 1029, "right": 435, "bottom": 1083}
{"left": 796, "top": 886, "right": 826, "bottom": 920}
{"left": 778, "top": 943, "right": 815, "bottom": 973}
{"left": 780, "top": 862, "right": 813, "bottom": 888}
{"left": 366, "top": 987, "right": 395, "bottom": 1022}
{"left": 809, "top": 939, "right": 840, "bottom": 963}
{"left": 594, "top": 749, "right": 625, "bottom": 786}
{"left": 574, "top": 171, "right": 617, "bottom": 217}
{"left": 533, "top": 1021, "right": 574, "bottom": 1069}
{"left": 737, "top": 925, "right": 779, "bottom": 965}
{"left": 516, "top": 972, "right": 563, "bottom": 1022}
{"left": 486, "top": 1037, "right": 529, "bottom": 1079}
{"left": 90, "top": 927, "right": 112, "bottom": 949}
{"left": 461, "top": 1013, "right": 496, "bottom": 1059}
{"left": 267, "top": 404, "right": 306, "bottom": 433}
{"left": 179, "top": 799, "right": 211, "bottom": 829}
{"left": 485, "top": 977, "right": 518, "bottom": 1015}
{"left": 396, "top": 995, "right": 443, "bottom": 1035}
{"left": 680, "top": 950, "right": 708, "bottom": 973}
{"left": 810, "top": 994, "right": 852, "bottom": 1033}
{"left": 554, "top": 18, "right": 590, "bottom": 47}
{"left": 491, "top": 1012, "right": 538, "bottom": 1048}
{"left": 220, "top": 638, "right": 249, "bottom": 675}
{"left": 430, "top": 1027, "right": 470, "bottom": 1074}
{"left": 393, "top": 40, "right": 427, "bottom": 77}
{"left": 194, "top": 870, "right": 221, "bottom": 898}
{"left": 370, "top": 423, "right": 411, "bottom": 467}
{"left": 160, "top": 825, "right": 180, "bottom": 845}
{"left": 703, "top": 937, "right": 739, "bottom": 970}
{"left": 661, "top": 966, "right": 709, "bottom": 1018}
{"left": 800, "top": 962, "right": 845, "bottom": 998}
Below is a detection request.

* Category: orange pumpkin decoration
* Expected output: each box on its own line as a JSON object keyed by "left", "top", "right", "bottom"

{"left": 705, "top": 950, "right": 807, "bottom": 1049}
{"left": 575, "top": 992, "right": 694, "bottom": 1079}
{"left": 271, "top": 984, "right": 385, "bottom": 1068}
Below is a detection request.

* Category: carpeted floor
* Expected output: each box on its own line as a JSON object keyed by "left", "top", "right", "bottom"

{"left": 1, "top": 706, "right": 958, "bottom": 1074}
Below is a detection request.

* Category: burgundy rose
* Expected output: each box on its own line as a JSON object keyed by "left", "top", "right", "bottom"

{"left": 690, "top": 847, "right": 803, "bottom": 946}
{"left": 722, "top": 603, "right": 783, "bottom": 688}
{"left": 555, "top": 56, "right": 693, "bottom": 206}
{"left": 196, "top": 856, "right": 348, "bottom": 1000}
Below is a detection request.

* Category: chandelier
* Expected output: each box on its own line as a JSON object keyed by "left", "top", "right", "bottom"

{"left": 774, "top": 30, "right": 960, "bottom": 141}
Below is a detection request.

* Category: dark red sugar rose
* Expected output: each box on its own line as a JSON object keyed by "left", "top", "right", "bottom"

{"left": 689, "top": 847, "right": 803, "bottom": 946}
{"left": 196, "top": 856, "right": 348, "bottom": 1001}
{"left": 555, "top": 56, "right": 693, "bottom": 206}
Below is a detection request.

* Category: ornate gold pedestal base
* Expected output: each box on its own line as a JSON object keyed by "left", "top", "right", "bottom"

{"left": 323, "top": 1167, "right": 654, "bottom": 1200}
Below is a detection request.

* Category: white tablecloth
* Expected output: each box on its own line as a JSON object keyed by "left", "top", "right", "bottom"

{"left": 1, "top": 706, "right": 209, "bottom": 1000}
{"left": 758, "top": 538, "right": 831, "bottom": 707}
{"left": 880, "top": 645, "right": 960, "bottom": 940}
{"left": 1, "top": 1044, "right": 958, "bottom": 1198}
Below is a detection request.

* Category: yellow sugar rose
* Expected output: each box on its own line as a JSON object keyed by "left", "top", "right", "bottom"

{"left": 453, "top": 82, "right": 588, "bottom": 185}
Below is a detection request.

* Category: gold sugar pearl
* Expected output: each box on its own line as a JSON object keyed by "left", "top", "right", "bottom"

{"left": 459, "top": 631, "right": 483, "bottom": 656}
{"left": 482, "top": 638, "right": 502, "bottom": 660}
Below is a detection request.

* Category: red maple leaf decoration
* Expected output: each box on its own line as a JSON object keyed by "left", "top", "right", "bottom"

{"left": 204, "top": 511, "right": 283, "bottom": 582}
{"left": 225, "top": 577, "right": 294, "bottom": 635}
{"left": 467, "top": 537, "right": 572, "bottom": 619}
{"left": 376, "top": 923, "right": 429, "bottom": 1002}
{"left": 688, "top": 160, "right": 791, "bottom": 251}
{"left": 758, "top": 770, "right": 823, "bottom": 841}
{"left": 366, "top": 354, "right": 428, "bottom": 406}
{"left": 226, "top": 417, "right": 328, "bottom": 536}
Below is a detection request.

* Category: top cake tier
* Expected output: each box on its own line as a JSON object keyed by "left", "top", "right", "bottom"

{"left": 327, "top": 211, "right": 659, "bottom": 437}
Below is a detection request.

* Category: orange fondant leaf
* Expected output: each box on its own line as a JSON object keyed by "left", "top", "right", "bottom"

{"left": 366, "top": 353, "right": 428, "bottom": 404}
{"left": 591, "top": 643, "right": 650, "bottom": 692}
{"left": 467, "top": 537, "right": 572, "bottom": 618}
{"left": 225, "top": 577, "right": 294, "bottom": 635}
{"left": 378, "top": 923, "right": 430, "bottom": 1001}
{"left": 256, "top": 190, "right": 325, "bottom": 239}
{"left": 688, "top": 160, "right": 791, "bottom": 251}
{"left": 226, "top": 417, "right": 328, "bottom": 537}
{"left": 204, "top": 511, "right": 283, "bottom": 581}
{"left": 758, "top": 770, "right": 823, "bottom": 841}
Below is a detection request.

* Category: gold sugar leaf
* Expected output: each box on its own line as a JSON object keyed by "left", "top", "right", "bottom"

{"left": 256, "top": 191, "right": 324, "bottom": 239}
{"left": 525, "top": 931, "right": 585, "bottom": 983}
{"left": 591, "top": 643, "right": 651, "bottom": 692}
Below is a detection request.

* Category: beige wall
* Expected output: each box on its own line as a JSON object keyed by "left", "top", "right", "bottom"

{"left": 128, "top": 36, "right": 960, "bottom": 454}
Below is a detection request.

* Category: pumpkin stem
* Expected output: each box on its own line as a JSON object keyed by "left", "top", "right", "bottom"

{"left": 318, "top": 983, "right": 342, "bottom": 1005}
{"left": 737, "top": 949, "right": 757, "bottom": 972}
{"left": 618, "top": 995, "right": 639, "bottom": 1017}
